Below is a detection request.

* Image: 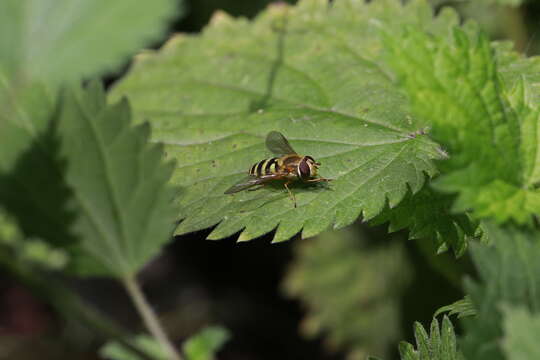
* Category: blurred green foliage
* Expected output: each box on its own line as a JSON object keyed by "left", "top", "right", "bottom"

{"left": 0, "top": 209, "right": 69, "bottom": 270}
{"left": 0, "top": 0, "right": 180, "bottom": 86}
{"left": 501, "top": 305, "right": 540, "bottom": 360}
{"left": 460, "top": 223, "right": 540, "bottom": 360}
{"left": 0, "top": 209, "right": 68, "bottom": 270}
{"left": 182, "top": 326, "right": 230, "bottom": 360}
{"left": 283, "top": 226, "right": 411, "bottom": 359}
{"left": 101, "top": 335, "right": 169, "bottom": 360}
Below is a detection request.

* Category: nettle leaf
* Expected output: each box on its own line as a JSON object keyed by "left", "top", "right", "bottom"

{"left": 0, "top": 71, "right": 78, "bottom": 250}
{"left": 182, "top": 326, "right": 230, "bottom": 360}
{"left": 399, "top": 316, "right": 463, "bottom": 360}
{"left": 370, "top": 186, "right": 480, "bottom": 256}
{"left": 501, "top": 305, "right": 540, "bottom": 360}
{"left": 435, "top": 295, "right": 477, "bottom": 319}
{"left": 495, "top": 40, "right": 540, "bottom": 93}
{"left": 460, "top": 222, "right": 540, "bottom": 360}
{"left": 101, "top": 335, "right": 168, "bottom": 360}
{"left": 110, "top": 0, "right": 461, "bottom": 242}
{"left": 283, "top": 226, "right": 411, "bottom": 359}
{"left": 384, "top": 22, "right": 540, "bottom": 224}
{"left": 0, "top": 0, "right": 179, "bottom": 84}
{"left": 57, "top": 82, "right": 178, "bottom": 277}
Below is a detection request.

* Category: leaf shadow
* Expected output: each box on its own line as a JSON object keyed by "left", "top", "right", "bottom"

{"left": 0, "top": 112, "right": 78, "bottom": 248}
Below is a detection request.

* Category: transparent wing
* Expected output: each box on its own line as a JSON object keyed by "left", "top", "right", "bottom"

{"left": 265, "top": 131, "right": 297, "bottom": 156}
{"left": 224, "top": 173, "right": 286, "bottom": 194}
{"left": 224, "top": 176, "right": 270, "bottom": 194}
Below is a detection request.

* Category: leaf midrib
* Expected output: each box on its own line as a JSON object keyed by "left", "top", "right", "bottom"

{"left": 129, "top": 78, "right": 408, "bottom": 133}
{"left": 78, "top": 105, "right": 131, "bottom": 275}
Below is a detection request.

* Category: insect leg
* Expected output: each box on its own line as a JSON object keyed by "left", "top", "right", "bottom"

{"left": 284, "top": 181, "right": 297, "bottom": 208}
{"left": 306, "top": 177, "right": 333, "bottom": 182}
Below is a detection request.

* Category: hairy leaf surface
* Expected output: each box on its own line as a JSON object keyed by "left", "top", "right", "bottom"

{"left": 399, "top": 317, "right": 463, "bottom": 360}
{"left": 385, "top": 22, "right": 540, "bottom": 224}
{"left": 435, "top": 295, "right": 477, "bottom": 319}
{"left": 370, "top": 187, "right": 480, "bottom": 256}
{"left": 110, "top": 0, "right": 462, "bottom": 242}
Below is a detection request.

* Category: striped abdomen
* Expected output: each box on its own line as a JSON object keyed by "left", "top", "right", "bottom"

{"left": 249, "top": 157, "right": 280, "bottom": 177}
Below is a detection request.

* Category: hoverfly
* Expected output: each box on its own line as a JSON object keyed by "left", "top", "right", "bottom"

{"left": 224, "top": 131, "right": 331, "bottom": 207}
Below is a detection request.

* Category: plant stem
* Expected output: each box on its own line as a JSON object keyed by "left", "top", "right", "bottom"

{"left": 123, "top": 275, "right": 182, "bottom": 360}
{"left": 0, "top": 253, "right": 156, "bottom": 360}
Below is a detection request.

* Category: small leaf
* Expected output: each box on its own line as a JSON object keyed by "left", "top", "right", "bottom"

{"left": 182, "top": 326, "right": 230, "bottom": 360}
{"left": 399, "top": 316, "right": 462, "bottom": 360}
{"left": 57, "top": 82, "right": 178, "bottom": 277}
{"left": 430, "top": 319, "right": 441, "bottom": 357}
{"left": 100, "top": 335, "right": 168, "bottom": 360}
{"left": 440, "top": 316, "right": 458, "bottom": 360}
{"left": 414, "top": 321, "right": 430, "bottom": 359}
{"left": 501, "top": 305, "right": 540, "bottom": 360}
{"left": 435, "top": 296, "right": 477, "bottom": 319}
{"left": 0, "top": 0, "right": 180, "bottom": 85}
{"left": 110, "top": 0, "right": 460, "bottom": 242}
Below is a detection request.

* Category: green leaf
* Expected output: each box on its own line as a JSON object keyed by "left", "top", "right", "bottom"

{"left": 384, "top": 20, "right": 540, "bottom": 224}
{"left": 110, "top": 0, "right": 460, "bottom": 242}
{"left": 0, "top": 0, "right": 180, "bottom": 85}
{"left": 435, "top": 295, "right": 477, "bottom": 319}
{"left": 460, "top": 222, "right": 540, "bottom": 360}
{"left": 370, "top": 186, "right": 480, "bottom": 256}
{"left": 496, "top": 42, "right": 540, "bottom": 101}
{"left": 399, "top": 317, "right": 463, "bottom": 360}
{"left": 182, "top": 326, "right": 230, "bottom": 360}
{"left": 100, "top": 334, "right": 168, "bottom": 360}
{"left": 283, "top": 226, "right": 411, "bottom": 359}
{"left": 0, "top": 72, "right": 177, "bottom": 278}
{"left": 479, "top": 0, "right": 524, "bottom": 5}
{"left": 0, "top": 208, "right": 68, "bottom": 270}
{"left": 56, "top": 82, "right": 178, "bottom": 277}
{"left": 501, "top": 305, "right": 540, "bottom": 360}
{"left": 0, "top": 72, "right": 78, "bottom": 248}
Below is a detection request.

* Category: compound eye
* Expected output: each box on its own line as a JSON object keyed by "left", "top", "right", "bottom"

{"left": 299, "top": 159, "right": 311, "bottom": 179}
